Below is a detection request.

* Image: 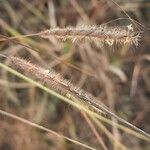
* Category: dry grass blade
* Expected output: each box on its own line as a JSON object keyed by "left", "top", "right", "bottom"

{"left": 0, "top": 110, "right": 96, "bottom": 150}
{"left": 82, "top": 112, "right": 108, "bottom": 150}
{"left": 91, "top": 116, "right": 127, "bottom": 150}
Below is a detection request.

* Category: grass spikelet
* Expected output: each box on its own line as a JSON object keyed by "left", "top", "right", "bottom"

{"left": 39, "top": 25, "right": 140, "bottom": 46}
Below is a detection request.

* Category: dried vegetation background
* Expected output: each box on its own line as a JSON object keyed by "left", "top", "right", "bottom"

{"left": 0, "top": 0, "right": 150, "bottom": 150}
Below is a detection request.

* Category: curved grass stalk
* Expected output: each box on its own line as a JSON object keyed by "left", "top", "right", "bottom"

{"left": 7, "top": 56, "right": 150, "bottom": 140}
{"left": 0, "top": 62, "right": 150, "bottom": 142}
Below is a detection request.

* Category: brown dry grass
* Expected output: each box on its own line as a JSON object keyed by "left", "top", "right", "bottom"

{"left": 0, "top": 0, "right": 150, "bottom": 150}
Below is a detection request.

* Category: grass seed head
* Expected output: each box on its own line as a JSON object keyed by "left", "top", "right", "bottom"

{"left": 39, "top": 25, "right": 140, "bottom": 47}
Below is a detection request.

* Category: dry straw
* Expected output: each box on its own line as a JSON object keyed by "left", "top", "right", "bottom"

{"left": 39, "top": 25, "right": 140, "bottom": 46}
{"left": 7, "top": 56, "right": 150, "bottom": 140}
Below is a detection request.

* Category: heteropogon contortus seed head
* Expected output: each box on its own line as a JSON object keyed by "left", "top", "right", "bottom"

{"left": 39, "top": 24, "right": 140, "bottom": 46}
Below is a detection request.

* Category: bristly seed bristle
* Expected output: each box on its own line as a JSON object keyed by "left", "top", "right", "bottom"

{"left": 39, "top": 25, "right": 140, "bottom": 47}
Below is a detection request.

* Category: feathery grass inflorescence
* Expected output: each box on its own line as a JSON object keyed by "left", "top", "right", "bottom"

{"left": 6, "top": 56, "right": 150, "bottom": 140}
{"left": 39, "top": 25, "right": 140, "bottom": 46}
{"left": 8, "top": 56, "right": 104, "bottom": 110}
